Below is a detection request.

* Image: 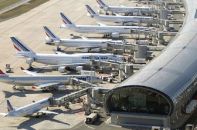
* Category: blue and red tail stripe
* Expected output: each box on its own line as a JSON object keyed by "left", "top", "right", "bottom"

{"left": 86, "top": 5, "right": 96, "bottom": 15}
{"left": 10, "top": 37, "right": 30, "bottom": 52}
{"left": 96, "top": 0, "right": 106, "bottom": 8}
{"left": 60, "top": 12, "right": 72, "bottom": 25}
{"left": 13, "top": 44, "right": 21, "bottom": 51}
{"left": 7, "top": 100, "right": 14, "bottom": 112}
{"left": 43, "top": 26, "right": 57, "bottom": 39}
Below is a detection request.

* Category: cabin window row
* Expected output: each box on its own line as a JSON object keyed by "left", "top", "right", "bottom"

{"left": 82, "top": 56, "right": 109, "bottom": 60}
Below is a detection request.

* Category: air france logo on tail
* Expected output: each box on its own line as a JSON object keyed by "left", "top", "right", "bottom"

{"left": 96, "top": 0, "right": 106, "bottom": 8}
{"left": 10, "top": 37, "right": 30, "bottom": 52}
{"left": 43, "top": 26, "right": 58, "bottom": 39}
{"left": 85, "top": 5, "right": 96, "bottom": 17}
{"left": 60, "top": 12, "right": 72, "bottom": 25}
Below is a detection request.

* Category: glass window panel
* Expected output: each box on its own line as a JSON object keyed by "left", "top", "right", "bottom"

{"left": 108, "top": 87, "right": 170, "bottom": 115}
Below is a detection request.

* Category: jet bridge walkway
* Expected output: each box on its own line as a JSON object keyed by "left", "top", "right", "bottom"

{"left": 50, "top": 88, "right": 90, "bottom": 106}
{"left": 49, "top": 78, "right": 99, "bottom": 107}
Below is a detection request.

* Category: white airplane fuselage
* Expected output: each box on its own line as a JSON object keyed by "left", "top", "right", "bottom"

{"left": 61, "top": 24, "right": 148, "bottom": 34}
{"left": 57, "top": 39, "right": 109, "bottom": 48}
{"left": 22, "top": 53, "right": 124, "bottom": 66}
{"left": 6, "top": 98, "right": 50, "bottom": 117}
{"left": 0, "top": 75, "right": 100, "bottom": 86}
{"left": 104, "top": 6, "right": 153, "bottom": 13}
{"left": 93, "top": 15, "right": 153, "bottom": 23}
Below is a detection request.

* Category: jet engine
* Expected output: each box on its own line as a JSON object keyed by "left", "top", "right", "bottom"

{"left": 80, "top": 48, "right": 100, "bottom": 52}
{"left": 76, "top": 66, "right": 83, "bottom": 72}
{"left": 45, "top": 37, "right": 53, "bottom": 44}
{"left": 111, "top": 32, "right": 120, "bottom": 38}
{"left": 58, "top": 66, "right": 66, "bottom": 73}
{"left": 91, "top": 48, "right": 101, "bottom": 52}
{"left": 58, "top": 66, "right": 83, "bottom": 73}
{"left": 26, "top": 58, "right": 35, "bottom": 65}
{"left": 80, "top": 48, "right": 89, "bottom": 53}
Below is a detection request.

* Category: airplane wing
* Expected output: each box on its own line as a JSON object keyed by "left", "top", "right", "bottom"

{"left": 76, "top": 46, "right": 100, "bottom": 50}
{"left": 21, "top": 67, "right": 41, "bottom": 76}
{"left": 54, "top": 51, "right": 66, "bottom": 55}
{"left": 71, "top": 77, "right": 81, "bottom": 83}
{"left": 120, "top": 5, "right": 126, "bottom": 7}
{"left": 39, "top": 63, "right": 88, "bottom": 70}
{"left": 92, "top": 59, "right": 124, "bottom": 65}
{"left": 114, "top": 13, "right": 121, "bottom": 16}
{"left": 38, "top": 110, "right": 58, "bottom": 115}
{"left": 35, "top": 82, "right": 61, "bottom": 89}
{"left": 97, "top": 22, "right": 106, "bottom": 26}
{"left": 79, "top": 36, "right": 88, "bottom": 40}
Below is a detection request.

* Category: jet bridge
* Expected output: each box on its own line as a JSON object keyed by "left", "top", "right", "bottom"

{"left": 161, "top": 19, "right": 183, "bottom": 27}
{"left": 169, "top": 10, "right": 185, "bottom": 14}
{"left": 51, "top": 88, "right": 90, "bottom": 107}
{"left": 164, "top": 2, "right": 184, "bottom": 6}
{"left": 153, "top": 31, "right": 177, "bottom": 44}
{"left": 49, "top": 78, "right": 100, "bottom": 107}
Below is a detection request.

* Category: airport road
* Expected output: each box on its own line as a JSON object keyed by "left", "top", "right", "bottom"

{"left": 71, "top": 120, "right": 133, "bottom": 130}
{"left": 0, "top": 0, "right": 142, "bottom": 129}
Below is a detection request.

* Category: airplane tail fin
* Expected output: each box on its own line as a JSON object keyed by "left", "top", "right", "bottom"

{"left": 10, "top": 37, "right": 35, "bottom": 58}
{"left": 85, "top": 5, "right": 97, "bottom": 17}
{"left": 60, "top": 12, "right": 75, "bottom": 28}
{"left": 96, "top": 0, "right": 108, "bottom": 9}
{"left": 0, "top": 69, "right": 8, "bottom": 77}
{"left": 43, "top": 26, "right": 60, "bottom": 43}
{"left": 7, "top": 100, "right": 14, "bottom": 112}
{"left": 11, "top": 37, "right": 34, "bottom": 53}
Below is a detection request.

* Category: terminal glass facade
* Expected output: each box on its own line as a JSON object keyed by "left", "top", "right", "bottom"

{"left": 107, "top": 87, "right": 171, "bottom": 115}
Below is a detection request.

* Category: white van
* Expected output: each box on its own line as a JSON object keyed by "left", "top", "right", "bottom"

{"left": 85, "top": 113, "right": 98, "bottom": 124}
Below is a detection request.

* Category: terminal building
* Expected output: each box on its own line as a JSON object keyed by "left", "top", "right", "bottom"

{"left": 104, "top": 0, "right": 197, "bottom": 129}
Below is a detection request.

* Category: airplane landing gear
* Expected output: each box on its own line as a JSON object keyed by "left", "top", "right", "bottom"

{"left": 57, "top": 46, "right": 62, "bottom": 51}
{"left": 27, "top": 66, "right": 34, "bottom": 71}
{"left": 103, "top": 34, "right": 110, "bottom": 38}
{"left": 26, "top": 58, "right": 35, "bottom": 70}
{"left": 12, "top": 85, "right": 16, "bottom": 90}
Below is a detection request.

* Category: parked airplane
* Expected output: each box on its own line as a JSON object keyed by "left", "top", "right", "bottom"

{"left": 86, "top": 5, "right": 153, "bottom": 24}
{"left": 0, "top": 69, "right": 101, "bottom": 90}
{"left": 96, "top": 0, "right": 153, "bottom": 14}
{"left": 59, "top": 12, "right": 151, "bottom": 38}
{"left": 11, "top": 37, "right": 124, "bottom": 72}
{"left": 0, "top": 97, "right": 57, "bottom": 117}
{"left": 43, "top": 26, "right": 124, "bottom": 51}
